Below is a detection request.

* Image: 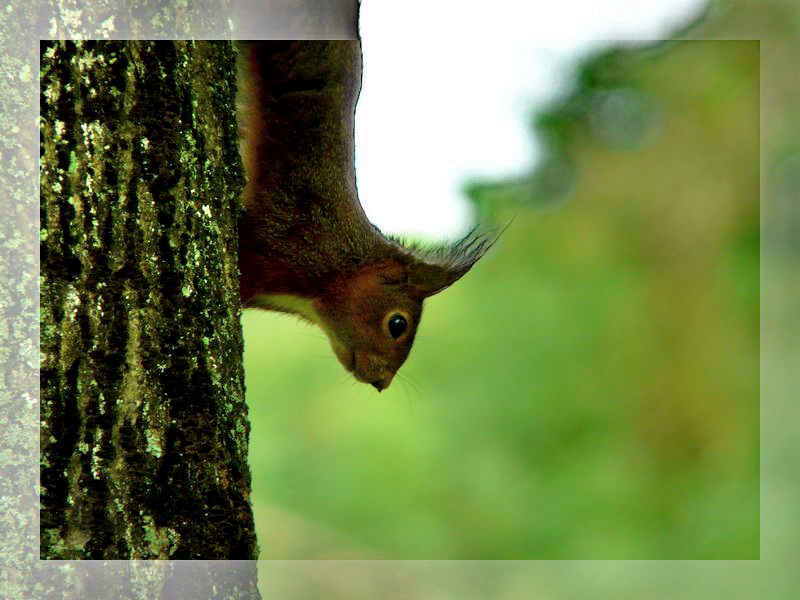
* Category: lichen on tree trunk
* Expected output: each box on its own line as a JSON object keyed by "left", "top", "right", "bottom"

{"left": 39, "top": 40, "right": 258, "bottom": 562}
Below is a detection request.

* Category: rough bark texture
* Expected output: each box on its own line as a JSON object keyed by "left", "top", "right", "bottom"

{"left": 42, "top": 0, "right": 231, "bottom": 39}
{"left": 39, "top": 40, "right": 257, "bottom": 563}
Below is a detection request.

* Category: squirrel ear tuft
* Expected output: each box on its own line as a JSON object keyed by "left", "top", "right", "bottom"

{"left": 404, "top": 226, "right": 503, "bottom": 297}
{"left": 407, "top": 262, "right": 455, "bottom": 297}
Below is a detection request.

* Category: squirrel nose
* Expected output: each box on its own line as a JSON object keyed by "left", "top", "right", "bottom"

{"left": 371, "top": 371, "right": 394, "bottom": 392}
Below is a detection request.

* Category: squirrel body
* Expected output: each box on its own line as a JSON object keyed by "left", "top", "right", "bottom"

{"left": 237, "top": 41, "right": 493, "bottom": 390}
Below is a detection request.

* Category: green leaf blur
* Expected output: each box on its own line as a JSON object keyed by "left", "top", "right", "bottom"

{"left": 244, "top": 36, "right": 759, "bottom": 559}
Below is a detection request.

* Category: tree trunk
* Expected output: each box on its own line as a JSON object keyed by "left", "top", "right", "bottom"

{"left": 40, "top": 40, "right": 258, "bottom": 566}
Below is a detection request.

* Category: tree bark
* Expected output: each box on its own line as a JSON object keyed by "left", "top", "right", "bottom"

{"left": 39, "top": 40, "right": 258, "bottom": 564}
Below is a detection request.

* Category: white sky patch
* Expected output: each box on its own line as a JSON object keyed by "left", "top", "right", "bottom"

{"left": 356, "top": 0, "right": 708, "bottom": 240}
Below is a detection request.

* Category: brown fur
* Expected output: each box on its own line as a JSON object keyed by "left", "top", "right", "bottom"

{"left": 238, "top": 41, "right": 495, "bottom": 390}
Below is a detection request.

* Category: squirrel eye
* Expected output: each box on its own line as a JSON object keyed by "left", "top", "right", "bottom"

{"left": 387, "top": 314, "right": 408, "bottom": 338}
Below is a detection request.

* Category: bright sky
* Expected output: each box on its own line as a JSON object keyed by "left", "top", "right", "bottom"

{"left": 355, "top": 0, "right": 708, "bottom": 240}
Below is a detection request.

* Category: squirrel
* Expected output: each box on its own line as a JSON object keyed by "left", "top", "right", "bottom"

{"left": 237, "top": 41, "right": 495, "bottom": 391}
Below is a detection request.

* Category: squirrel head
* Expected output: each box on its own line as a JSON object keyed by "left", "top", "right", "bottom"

{"left": 312, "top": 229, "right": 495, "bottom": 391}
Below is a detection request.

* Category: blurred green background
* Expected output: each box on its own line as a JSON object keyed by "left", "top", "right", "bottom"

{"left": 243, "top": 14, "right": 761, "bottom": 560}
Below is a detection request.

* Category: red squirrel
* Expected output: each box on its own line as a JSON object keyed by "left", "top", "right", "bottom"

{"left": 237, "top": 41, "right": 495, "bottom": 391}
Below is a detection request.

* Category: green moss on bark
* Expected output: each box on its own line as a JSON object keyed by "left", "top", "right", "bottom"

{"left": 40, "top": 40, "right": 256, "bottom": 561}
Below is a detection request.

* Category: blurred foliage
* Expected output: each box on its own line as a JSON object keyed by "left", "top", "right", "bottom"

{"left": 465, "top": 45, "right": 674, "bottom": 214}
{"left": 244, "top": 15, "right": 762, "bottom": 561}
